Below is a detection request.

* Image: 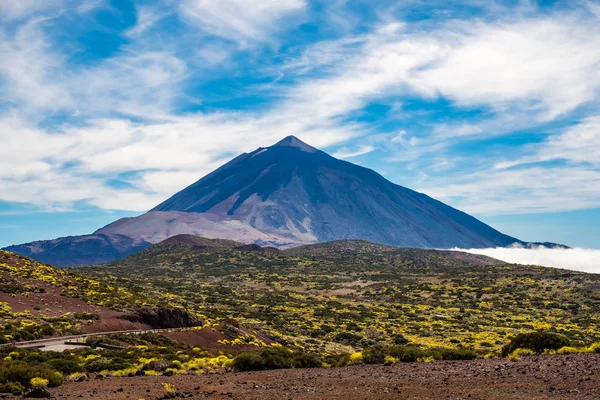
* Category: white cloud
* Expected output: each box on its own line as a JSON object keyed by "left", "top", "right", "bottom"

{"left": 74, "top": 51, "right": 189, "bottom": 117}
{"left": 496, "top": 116, "right": 600, "bottom": 169}
{"left": 0, "top": 0, "right": 106, "bottom": 21}
{"left": 454, "top": 247, "right": 600, "bottom": 273}
{"left": 126, "top": 4, "right": 172, "bottom": 38}
{"left": 332, "top": 145, "right": 375, "bottom": 159}
{"left": 0, "top": 17, "right": 189, "bottom": 118}
{"left": 416, "top": 115, "right": 600, "bottom": 215}
{"left": 0, "top": 19, "right": 71, "bottom": 112}
{"left": 416, "top": 16, "right": 600, "bottom": 120}
{"left": 274, "top": 6, "right": 600, "bottom": 161}
{"left": 0, "top": 107, "right": 359, "bottom": 211}
{"left": 421, "top": 166, "right": 600, "bottom": 215}
{"left": 178, "top": 0, "right": 306, "bottom": 44}
{"left": 0, "top": 0, "right": 64, "bottom": 20}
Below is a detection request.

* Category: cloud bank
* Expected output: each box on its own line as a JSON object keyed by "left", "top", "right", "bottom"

{"left": 454, "top": 247, "right": 600, "bottom": 274}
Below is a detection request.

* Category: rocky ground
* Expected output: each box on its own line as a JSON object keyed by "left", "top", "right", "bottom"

{"left": 43, "top": 353, "right": 600, "bottom": 399}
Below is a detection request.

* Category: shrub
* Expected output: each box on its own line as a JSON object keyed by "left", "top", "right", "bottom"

{"left": 259, "top": 348, "right": 294, "bottom": 370}
{"left": 557, "top": 346, "right": 587, "bottom": 355}
{"left": 30, "top": 377, "right": 48, "bottom": 389}
{"left": 232, "top": 353, "right": 264, "bottom": 372}
{"left": 0, "top": 360, "right": 63, "bottom": 389}
{"left": 384, "top": 355, "right": 398, "bottom": 364}
{"left": 501, "top": 332, "right": 570, "bottom": 356}
{"left": 164, "top": 383, "right": 176, "bottom": 395}
{"left": 349, "top": 352, "right": 363, "bottom": 364}
{"left": 508, "top": 348, "right": 534, "bottom": 361}
{"left": 393, "top": 334, "right": 408, "bottom": 345}
{"left": 232, "top": 348, "right": 321, "bottom": 371}
{"left": 0, "top": 381, "right": 24, "bottom": 394}
{"left": 588, "top": 343, "right": 600, "bottom": 353}
{"left": 323, "top": 353, "right": 350, "bottom": 368}
{"left": 142, "top": 360, "right": 171, "bottom": 373}
{"left": 43, "top": 358, "right": 84, "bottom": 374}
{"left": 333, "top": 332, "right": 362, "bottom": 346}
{"left": 431, "top": 347, "right": 477, "bottom": 361}
{"left": 85, "top": 357, "right": 132, "bottom": 373}
{"left": 387, "top": 346, "right": 424, "bottom": 362}
{"left": 292, "top": 352, "right": 322, "bottom": 368}
{"left": 363, "top": 345, "right": 386, "bottom": 364}
{"left": 68, "top": 372, "right": 87, "bottom": 381}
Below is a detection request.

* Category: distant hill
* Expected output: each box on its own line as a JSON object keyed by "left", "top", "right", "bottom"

{"left": 4, "top": 233, "right": 151, "bottom": 267}
{"left": 6, "top": 135, "right": 540, "bottom": 266}
{"left": 96, "top": 237, "right": 508, "bottom": 278}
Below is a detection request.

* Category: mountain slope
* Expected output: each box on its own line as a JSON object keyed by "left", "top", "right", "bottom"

{"left": 6, "top": 135, "right": 526, "bottom": 266}
{"left": 108, "top": 135, "right": 518, "bottom": 248}
{"left": 4, "top": 234, "right": 151, "bottom": 267}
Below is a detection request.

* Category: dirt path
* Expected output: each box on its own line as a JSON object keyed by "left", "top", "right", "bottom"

{"left": 48, "top": 353, "right": 600, "bottom": 399}
{"left": 5, "top": 327, "right": 195, "bottom": 351}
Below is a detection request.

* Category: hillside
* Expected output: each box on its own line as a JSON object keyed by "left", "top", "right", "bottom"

{"left": 0, "top": 250, "right": 198, "bottom": 342}
{"left": 77, "top": 238, "right": 600, "bottom": 355}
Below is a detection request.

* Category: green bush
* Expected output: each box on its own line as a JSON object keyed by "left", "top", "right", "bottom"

{"left": 232, "top": 347, "right": 322, "bottom": 371}
{"left": 258, "top": 348, "right": 295, "bottom": 370}
{"left": 43, "top": 358, "right": 84, "bottom": 374}
{"left": 363, "top": 345, "right": 387, "bottom": 364}
{"left": 387, "top": 346, "right": 424, "bottom": 362}
{"left": 0, "top": 361, "right": 63, "bottom": 390}
{"left": 333, "top": 332, "right": 362, "bottom": 346}
{"left": 430, "top": 347, "right": 477, "bottom": 361}
{"left": 501, "top": 332, "right": 570, "bottom": 356}
{"left": 0, "top": 381, "right": 25, "bottom": 394}
{"left": 323, "top": 353, "right": 351, "bottom": 368}
{"left": 85, "top": 357, "right": 132, "bottom": 373}
{"left": 292, "top": 352, "right": 322, "bottom": 368}
{"left": 393, "top": 334, "right": 408, "bottom": 345}
{"left": 232, "top": 353, "right": 264, "bottom": 371}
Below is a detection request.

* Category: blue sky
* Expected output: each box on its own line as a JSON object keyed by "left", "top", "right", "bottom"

{"left": 1, "top": 0, "right": 600, "bottom": 249}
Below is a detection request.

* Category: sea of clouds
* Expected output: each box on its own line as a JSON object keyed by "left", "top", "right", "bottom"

{"left": 452, "top": 246, "right": 600, "bottom": 274}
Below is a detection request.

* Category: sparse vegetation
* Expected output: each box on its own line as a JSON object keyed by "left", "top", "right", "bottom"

{"left": 0, "top": 240, "right": 599, "bottom": 392}
{"left": 0, "top": 250, "right": 199, "bottom": 344}
{"left": 75, "top": 240, "right": 600, "bottom": 358}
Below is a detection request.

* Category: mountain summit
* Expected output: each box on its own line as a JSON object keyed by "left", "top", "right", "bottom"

{"left": 6, "top": 136, "right": 522, "bottom": 266}
{"left": 104, "top": 136, "right": 518, "bottom": 249}
{"left": 272, "top": 135, "right": 319, "bottom": 152}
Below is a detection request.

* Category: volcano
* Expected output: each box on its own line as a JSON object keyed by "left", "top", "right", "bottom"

{"left": 5, "top": 136, "right": 523, "bottom": 266}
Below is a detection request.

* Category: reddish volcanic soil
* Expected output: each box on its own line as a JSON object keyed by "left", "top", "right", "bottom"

{"left": 163, "top": 326, "right": 274, "bottom": 351}
{"left": 0, "top": 275, "right": 106, "bottom": 317}
{"left": 48, "top": 353, "right": 600, "bottom": 399}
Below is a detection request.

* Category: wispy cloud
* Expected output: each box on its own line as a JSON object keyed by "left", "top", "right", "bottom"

{"left": 333, "top": 145, "right": 376, "bottom": 159}
{"left": 420, "top": 166, "right": 600, "bottom": 215}
{"left": 495, "top": 116, "right": 600, "bottom": 169}
{"left": 418, "top": 115, "right": 600, "bottom": 215}
{"left": 0, "top": 0, "right": 65, "bottom": 21}
{"left": 178, "top": 0, "right": 307, "bottom": 44}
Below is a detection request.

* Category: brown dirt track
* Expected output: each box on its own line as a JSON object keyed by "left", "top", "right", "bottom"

{"left": 47, "top": 353, "right": 600, "bottom": 399}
